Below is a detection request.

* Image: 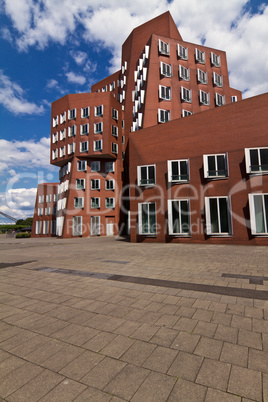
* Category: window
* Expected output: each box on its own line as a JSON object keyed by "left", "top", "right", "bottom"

{"left": 94, "top": 122, "right": 103, "bottom": 134}
{"left": 72, "top": 216, "right": 82, "bottom": 236}
{"left": 138, "top": 203, "right": 156, "bottom": 235}
{"left": 95, "top": 105, "right": 103, "bottom": 116}
{"left": 179, "top": 65, "right": 190, "bottom": 81}
{"left": 43, "top": 221, "right": 49, "bottom": 235}
{"left": 45, "top": 207, "right": 51, "bottom": 215}
{"left": 205, "top": 196, "right": 232, "bottom": 235}
{"left": 91, "top": 216, "right": 100, "bottom": 236}
{"left": 249, "top": 193, "right": 268, "bottom": 235}
{"left": 77, "top": 160, "right": 87, "bottom": 171}
{"left": 59, "top": 146, "right": 65, "bottom": 157}
{"left": 51, "top": 220, "right": 56, "bottom": 235}
{"left": 215, "top": 93, "right": 225, "bottom": 106}
{"left": 76, "top": 179, "right": 85, "bottom": 190}
{"left": 39, "top": 195, "right": 44, "bottom": 203}
{"left": 35, "top": 221, "right": 42, "bottom": 235}
{"left": 105, "top": 179, "right": 115, "bottom": 190}
{"left": 213, "top": 72, "right": 223, "bottom": 87}
{"left": 46, "top": 195, "right": 52, "bottom": 203}
{"left": 195, "top": 48, "right": 205, "bottom": 64}
{"left": 60, "top": 112, "right": 66, "bottom": 124}
{"left": 52, "top": 132, "right": 58, "bottom": 143}
{"left": 52, "top": 116, "right": 58, "bottom": 127}
{"left": 110, "top": 81, "right": 115, "bottom": 91}
{"left": 178, "top": 44, "right": 188, "bottom": 60}
{"left": 105, "top": 197, "right": 115, "bottom": 209}
{"left": 81, "top": 107, "right": 89, "bottom": 118}
{"left": 91, "top": 179, "right": 100, "bottom": 190}
{"left": 159, "top": 86, "right": 171, "bottom": 100}
{"left": 68, "top": 125, "right": 76, "bottom": 137}
{"left": 112, "top": 125, "right": 118, "bottom": 137}
{"left": 159, "top": 39, "right": 169, "bottom": 55}
{"left": 112, "top": 108, "right": 118, "bottom": 120}
{"left": 37, "top": 208, "right": 43, "bottom": 216}
{"left": 52, "top": 149, "right": 58, "bottom": 160}
{"left": 60, "top": 129, "right": 66, "bottom": 140}
{"left": 168, "top": 160, "right": 189, "bottom": 182}
{"left": 211, "top": 52, "right": 221, "bottom": 67}
{"left": 105, "top": 162, "right": 114, "bottom": 172}
{"left": 91, "top": 197, "right": 100, "bottom": 208}
{"left": 80, "top": 124, "right": 89, "bottom": 135}
{"left": 168, "top": 199, "right": 190, "bottom": 235}
{"left": 197, "top": 69, "right": 207, "bottom": 84}
{"left": 53, "top": 194, "right": 58, "bottom": 202}
{"left": 91, "top": 161, "right": 100, "bottom": 172}
{"left": 67, "top": 143, "right": 75, "bottom": 154}
{"left": 137, "top": 165, "right": 155, "bottom": 186}
{"left": 122, "top": 135, "right": 125, "bottom": 144}
{"left": 158, "top": 109, "right": 170, "bottom": 123}
{"left": 182, "top": 109, "right": 192, "bottom": 117}
{"left": 122, "top": 120, "right": 124, "bottom": 129}
{"left": 80, "top": 141, "right": 88, "bottom": 152}
{"left": 181, "top": 87, "right": 192, "bottom": 103}
{"left": 231, "top": 96, "right": 237, "bottom": 103}
{"left": 203, "top": 154, "right": 228, "bottom": 179}
{"left": 112, "top": 143, "right": 118, "bottom": 154}
{"left": 245, "top": 148, "right": 268, "bottom": 174}
{"left": 94, "top": 140, "right": 102, "bottom": 151}
{"left": 199, "top": 90, "right": 210, "bottom": 105}
{"left": 160, "top": 62, "right": 172, "bottom": 77}
{"left": 74, "top": 197, "right": 84, "bottom": 209}
{"left": 68, "top": 108, "right": 76, "bottom": 120}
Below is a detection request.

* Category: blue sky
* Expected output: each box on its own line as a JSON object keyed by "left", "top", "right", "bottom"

{"left": 0, "top": 0, "right": 268, "bottom": 222}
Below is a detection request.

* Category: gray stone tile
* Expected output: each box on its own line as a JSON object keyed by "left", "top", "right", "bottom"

{"left": 238, "top": 329, "right": 263, "bottom": 350}
{"left": 168, "top": 378, "right": 207, "bottom": 402}
{"left": 173, "top": 317, "right": 198, "bottom": 332}
{"left": 74, "top": 386, "right": 112, "bottom": 401}
{"left": 39, "top": 379, "right": 87, "bottom": 401}
{"left": 150, "top": 327, "right": 178, "bottom": 347}
{"left": 82, "top": 331, "right": 116, "bottom": 352}
{"left": 168, "top": 351, "right": 203, "bottom": 381}
{"left": 228, "top": 365, "right": 262, "bottom": 401}
{"left": 81, "top": 357, "right": 126, "bottom": 390}
{"left": 100, "top": 335, "right": 134, "bottom": 359}
{"left": 194, "top": 336, "right": 223, "bottom": 359}
{"left": 220, "top": 342, "right": 248, "bottom": 367}
{"left": 196, "top": 358, "right": 231, "bottom": 391}
{"left": 193, "top": 321, "right": 217, "bottom": 337}
{"left": 248, "top": 348, "right": 268, "bottom": 373}
{"left": 41, "top": 344, "right": 84, "bottom": 372}
{"left": 205, "top": 388, "right": 241, "bottom": 401}
{"left": 214, "top": 324, "right": 238, "bottom": 343}
{"left": 170, "top": 331, "right": 200, "bottom": 353}
{"left": 131, "top": 323, "right": 159, "bottom": 341}
{"left": 142, "top": 346, "right": 178, "bottom": 374}
{"left": 121, "top": 340, "right": 156, "bottom": 366}
{"left": 132, "top": 371, "right": 176, "bottom": 402}
{"left": 59, "top": 350, "right": 104, "bottom": 381}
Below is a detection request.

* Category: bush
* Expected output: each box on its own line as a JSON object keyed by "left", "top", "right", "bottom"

{"left": 15, "top": 233, "right": 31, "bottom": 238}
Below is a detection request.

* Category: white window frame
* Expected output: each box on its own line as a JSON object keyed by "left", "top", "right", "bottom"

{"left": 178, "top": 44, "right": 188, "bottom": 60}
{"left": 203, "top": 153, "right": 228, "bottom": 179}
{"left": 112, "top": 143, "right": 118, "bottom": 154}
{"left": 52, "top": 149, "right": 58, "bottom": 160}
{"left": 159, "top": 39, "right": 169, "bottom": 55}
{"left": 91, "top": 216, "right": 100, "bottom": 236}
{"left": 45, "top": 207, "right": 51, "bottom": 216}
{"left": 39, "top": 195, "right": 44, "bottom": 204}
{"left": 211, "top": 52, "right": 221, "bottom": 67}
{"left": 231, "top": 96, "right": 237, "bottom": 103}
{"left": 43, "top": 220, "right": 49, "bottom": 235}
{"left": 105, "top": 162, "right": 115, "bottom": 173}
{"left": 168, "top": 199, "right": 191, "bottom": 236}
{"left": 81, "top": 107, "right": 89, "bottom": 118}
{"left": 94, "top": 122, "right": 103, "bottom": 134}
{"left": 77, "top": 160, "right": 87, "bottom": 172}
{"left": 112, "top": 125, "right": 118, "bottom": 137}
{"left": 195, "top": 48, "right": 205, "bottom": 64}
{"left": 60, "top": 129, "right": 66, "bottom": 141}
{"left": 197, "top": 69, "right": 207, "bottom": 84}
{"left": 68, "top": 108, "right": 76, "bottom": 120}
{"left": 94, "top": 140, "right": 102, "bottom": 152}
{"left": 80, "top": 141, "right": 88, "bottom": 153}
{"left": 95, "top": 105, "right": 103, "bottom": 116}
{"left": 75, "top": 179, "right": 85, "bottom": 190}
{"left": 179, "top": 65, "right": 190, "bottom": 81}
{"left": 159, "top": 85, "right": 171, "bottom": 100}
{"left": 105, "top": 179, "right": 115, "bottom": 190}
{"left": 72, "top": 216, "right": 82, "bottom": 236}
{"left": 181, "top": 87, "right": 192, "bottom": 103}
{"left": 199, "top": 90, "right": 210, "bottom": 105}
{"left": 91, "top": 179, "right": 100, "bottom": 190}
{"left": 138, "top": 202, "right": 157, "bottom": 235}
{"left": 59, "top": 146, "right": 66, "bottom": 157}
{"left": 158, "top": 109, "right": 170, "bottom": 123}
{"left": 213, "top": 72, "right": 223, "bottom": 87}
{"left": 67, "top": 143, "right": 75, "bottom": 155}
{"left": 160, "top": 62, "right": 172, "bottom": 77}
{"left": 68, "top": 125, "right": 76, "bottom": 137}
{"left": 35, "top": 221, "right": 42, "bottom": 235}
{"left": 112, "top": 108, "right": 118, "bottom": 120}
{"left": 248, "top": 193, "right": 268, "bottom": 235}
{"left": 205, "top": 196, "right": 232, "bottom": 236}
{"left": 91, "top": 197, "right": 100, "bottom": 209}
{"left": 245, "top": 147, "right": 268, "bottom": 174}
{"left": 105, "top": 197, "right": 115, "bottom": 209}
{"left": 80, "top": 124, "right": 89, "bottom": 135}
{"left": 46, "top": 194, "right": 52, "bottom": 203}
{"left": 52, "top": 116, "right": 58, "bottom": 127}
{"left": 74, "top": 197, "right": 84, "bottom": 209}
{"left": 215, "top": 93, "right": 225, "bottom": 107}
{"left": 37, "top": 208, "right": 43, "bottom": 216}
{"left": 52, "top": 132, "right": 58, "bottom": 144}
{"left": 90, "top": 161, "right": 100, "bottom": 172}
{"left": 137, "top": 165, "right": 156, "bottom": 186}
{"left": 182, "top": 109, "right": 192, "bottom": 117}
{"left": 167, "top": 159, "right": 189, "bottom": 183}
{"left": 60, "top": 112, "right": 66, "bottom": 124}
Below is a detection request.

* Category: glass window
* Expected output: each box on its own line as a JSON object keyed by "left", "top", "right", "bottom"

{"left": 138, "top": 203, "right": 157, "bottom": 235}
{"left": 245, "top": 148, "right": 268, "bottom": 174}
{"left": 137, "top": 165, "right": 155, "bottom": 186}
{"left": 160, "top": 62, "right": 172, "bottom": 77}
{"left": 159, "top": 39, "right": 169, "bottom": 55}
{"left": 77, "top": 160, "right": 87, "bottom": 171}
{"left": 178, "top": 45, "right": 188, "bottom": 60}
{"left": 205, "top": 197, "right": 232, "bottom": 235}
{"left": 203, "top": 154, "right": 228, "bottom": 178}
{"left": 249, "top": 194, "right": 268, "bottom": 235}
{"left": 168, "top": 199, "right": 190, "bottom": 235}
{"left": 168, "top": 160, "right": 189, "bottom": 182}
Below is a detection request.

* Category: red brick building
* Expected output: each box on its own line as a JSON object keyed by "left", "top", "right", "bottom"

{"left": 32, "top": 12, "right": 268, "bottom": 243}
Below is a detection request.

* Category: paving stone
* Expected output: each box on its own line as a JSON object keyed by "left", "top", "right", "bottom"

{"left": 35, "top": 319, "right": 70, "bottom": 336}
{"left": 211, "top": 312, "right": 232, "bottom": 326}
{"left": 245, "top": 306, "right": 263, "bottom": 319}
{"left": 131, "top": 323, "right": 159, "bottom": 341}
{"left": 205, "top": 388, "right": 241, "bottom": 401}
{"left": 159, "top": 304, "right": 179, "bottom": 315}
{"left": 120, "top": 340, "right": 156, "bottom": 366}
{"left": 196, "top": 358, "right": 231, "bottom": 391}
{"left": 114, "top": 320, "right": 142, "bottom": 336}
{"left": 173, "top": 317, "right": 198, "bottom": 332}
{"left": 192, "top": 309, "right": 213, "bottom": 322}
{"left": 193, "top": 321, "right": 217, "bottom": 337}
{"left": 194, "top": 336, "right": 223, "bottom": 359}
{"left": 0, "top": 330, "right": 37, "bottom": 352}
{"left": 142, "top": 346, "right": 178, "bottom": 373}
{"left": 39, "top": 378, "right": 87, "bottom": 401}
{"left": 214, "top": 324, "right": 238, "bottom": 343}
{"left": 175, "top": 306, "right": 196, "bottom": 317}
{"left": 238, "top": 329, "right": 263, "bottom": 350}
{"left": 252, "top": 318, "right": 268, "bottom": 334}
{"left": 208, "top": 301, "right": 227, "bottom": 313}
{"left": 168, "top": 378, "right": 207, "bottom": 402}
{"left": 163, "top": 295, "right": 181, "bottom": 305}
{"left": 138, "top": 311, "right": 164, "bottom": 325}
{"left": 192, "top": 300, "right": 211, "bottom": 310}
{"left": 248, "top": 348, "right": 268, "bottom": 373}
{"left": 104, "top": 364, "right": 150, "bottom": 400}
{"left": 24, "top": 339, "right": 66, "bottom": 365}
{"left": 178, "top": 297, "right": 196, "bottom": 307}
{"left": 81, "top": 357, "right": 126, "bottom": 390}
{"left": 100, "top": 334, "right": 134, "bottom": 359}
{"left": 220, "top": 342, "right": 248, "bottom": 367}
{"left": 82, "top": 331, "right": 116, "bottom": 352}
{"left": 170, "top": 331, "right": 200, "bottom": 353}
{"left": 74, "top": 386, "right": 112, "bottom": 401}
{"left": 226, "top": 304, "right": 245, "bottom": 316}
{"left": 131, "top": 371, "right": 176, "bottom": 402}
{"left": 228, "top": 365, "right": 262, "bottom": 401}
{"left": 67, "top": 326, "right": 100, "bottom": 346}
{"left": 0, "top": 355, "right": 27, "bottom": 380}
{"left": 150, "top": 326, "right": 178, "bottom": 347}
{"left": 0, "top": 326, "right": 23, "bottom": 343}
{"left": 168, "top": 351, "right": 203, "bottom": 381}
{"left": 59, "top": 350, "right": 104, "bottom": 380}
{"left": 231, "top": 315, "right": 252, "bottom": 331}
{"left": 263, "top": 373, "right": 268, "bottom": 402}
{"left": 41, "top": 344, "right": 84, "bottom": 372}
{"left": 154, "top": 314, "right": 179, "bottom": 328}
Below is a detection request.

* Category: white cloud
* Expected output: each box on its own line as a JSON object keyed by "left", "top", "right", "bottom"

{"left": 66, "top": 71, "right": 86, "bottom": 85}
{"left": 0, "top": 188, "right": 37, "bottom": 221}
{"left": 0, "top": 70, "right": 45, "bottom": 115}
{"left": 46, "top": 78, "right": 59, "bottom": 89}
{"left": 70, "top": 50, "right": 88, "bottom": 65}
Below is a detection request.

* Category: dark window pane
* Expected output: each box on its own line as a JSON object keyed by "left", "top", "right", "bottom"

{"left": 209, "top": 198, "right": 219, "bottom": 233}
{"left": 180, "top": 200, "right": 190, "bottom": 233}
{"left": 219, "top": 198, "right": 229, "bottom": 233}
{"left": 254, "top": 195, "right": 265, "bottom": 233}
{"left": 142, "top": 203, "right": 149, "bottom": 233}
{"left": 264, "top": 195, "right": 268, "bottom": 232}
{"left": 260, "top": 149, "right": 268, "bottom": 170}
{"left": 172, "top": 201, "right": 180, "bottom": 233}
{"left": 250, "top": 149, "right": 259, "bottom": 171}
{"left": 217, "top": 155, "right": 226, "bottom": 175}
{"left": 180, "top": 161, "right": 188, "bottom": 179}
{"left": 208, "top": 156, "right": 216, "bottom": 175}
{"left": 149, "top": 203, "right": 156, "bottom": 233}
